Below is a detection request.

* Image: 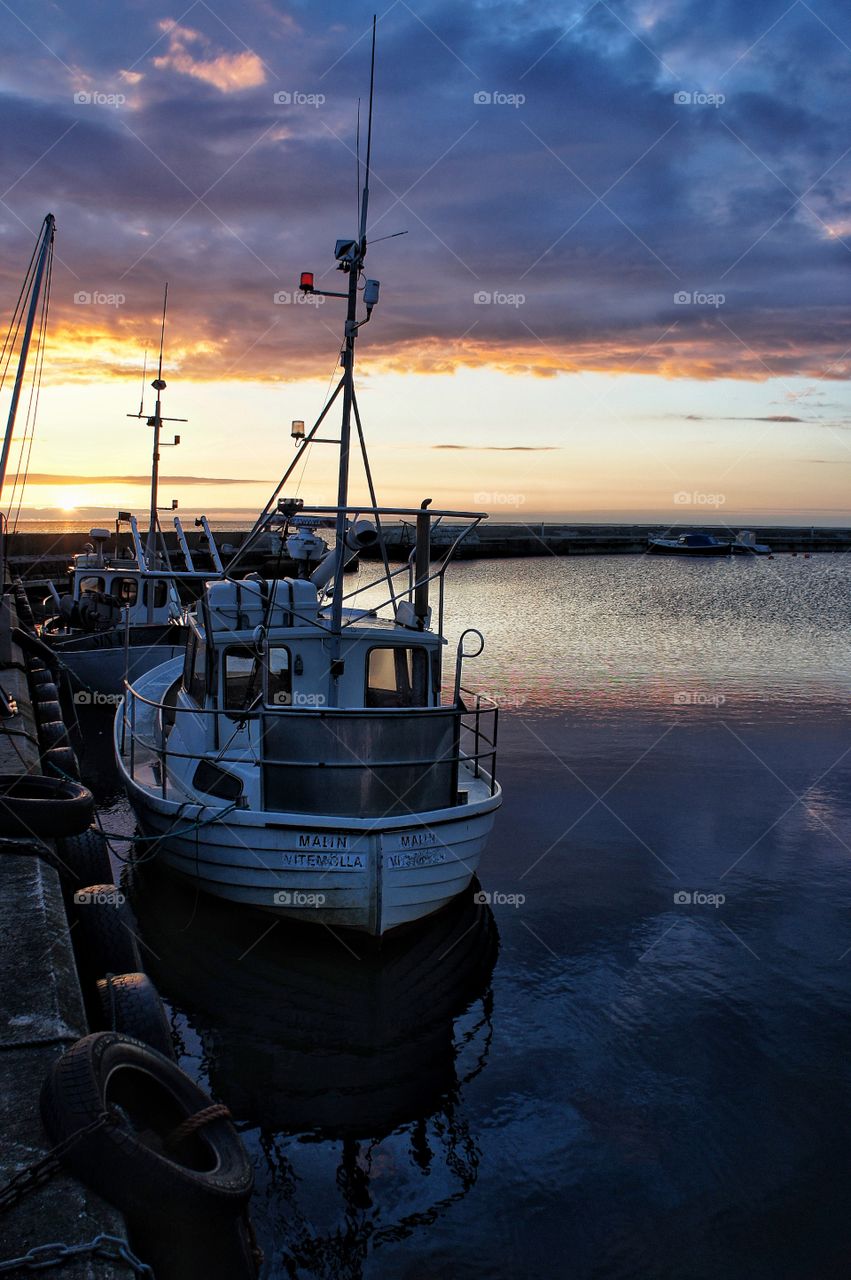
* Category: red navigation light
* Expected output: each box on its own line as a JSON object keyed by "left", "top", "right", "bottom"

{"left": 299, "top": 271, "right": 314, "bottom": 292}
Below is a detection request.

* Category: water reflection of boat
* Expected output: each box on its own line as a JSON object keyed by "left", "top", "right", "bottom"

{"left": 131, "top": 862, "right": 498, "bottom": 1136}
{"left": 129, "top": 865, "right": 497, "bottom": 1276}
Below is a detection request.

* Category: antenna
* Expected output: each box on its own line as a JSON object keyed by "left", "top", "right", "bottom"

{"left": 358, "top": 14, "right": 377, "bottom": 250}
{"left": 137, "top": 349, "right": 148, "bottom": 417}
{"left": 356, "top": 97, "right": 361, "bottom": 223}
{"left": 156, "top": 282, "right": 168, "bottom": 386}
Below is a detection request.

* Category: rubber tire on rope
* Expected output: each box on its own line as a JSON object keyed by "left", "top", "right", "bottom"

{"left": 73, "top": 884, "right": 142, "bottom": 976}
{"left": 42, "top": 745, "right": 81, "bottom": 782}
{"left": 34, "top": 698, "right": 63, "bottom": 725}
{"left": 29, "top": 669, "right": 55, "bottom": 689}
{"left": 55, "top": 826, "right": 112, "bottom": 889}
{"left": 0, "top": 774, "right": 93, "bottom": 839}
{"left": 32, "top": 681, "right": 60, "bottom": 703}
{"left": 40, "top": 1032, "right": 254, "bottom": 1219}
{"left": 38, "top": 719, "right": 71, "bottom": 751}
{"left": 96, "top": 973, "right": 175, "bottom": 1060}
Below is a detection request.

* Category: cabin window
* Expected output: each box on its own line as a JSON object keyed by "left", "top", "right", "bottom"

{"left": 267, "top": 647, "right": 292, "bottom": 706}
{"left": 143, "top": 580, "right": 168, "bottom": 608}
{"left": 188, "top": 638, "right": 207, "bottom": 705}
{"left": 366, "top": 646, "right": 430, "bottom": 708}
{"left": 223, "top": 646, "right": 262, "bottom": 713}
{"left": 79, "top": 576, "right": 104, "bottom": 594}
{"left": 113, "top": 577, "right": 138, "bottom": 606}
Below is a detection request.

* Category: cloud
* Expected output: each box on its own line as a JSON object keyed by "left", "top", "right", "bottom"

{"left": 2, "top": 0, "right": 851, "bottom": 387}
{"left": 432, "top": 445, "right": 559, "bottom": 451}
{"left": 152, "top": 21, "right": 266, "bottom": 94}
{"left": 13, "top": 474, "right": 264, "bottom": 485}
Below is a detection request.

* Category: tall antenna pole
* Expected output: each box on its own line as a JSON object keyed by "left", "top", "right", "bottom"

{"left": 329, "top": 14, "right": 377, "bottom": 659}
{"left": 0, "top": 214, "right": 55, "bottom": 502}
{"left": 146, "top": 283, "right": 168, "bottom": 571}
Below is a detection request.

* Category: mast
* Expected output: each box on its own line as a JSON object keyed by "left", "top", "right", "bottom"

{"left": 329, "top": 15, "right": 377, "bottom": 641}
{"left": 126, "top": 284, "right": 185, "bottom": 618}
{"left": 0, "top": 214, "right": 55, "bottom": 501}
{"left": 147, "top": 284, "right": 169, "bottom": 569}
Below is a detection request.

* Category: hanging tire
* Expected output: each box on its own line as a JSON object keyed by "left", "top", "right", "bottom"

{"left": 42, "top": 745, "right": 81, "bottom": 782}
{"left": 73, "top": 884, "right": 142, "bottom": 976}
{"left": 96, "top": 973, "right": 175, "bottom": 1060}
{"left": 55, "top": 827, "right": 112, "bottom": 889}
{"left": 0, "top": 774, "right": 93, "bottom": 839}
{"left": 35, "top": 698, "right": 63, "bottom": 725}
{"left": 38, "top": 721, "right": 72, "bottom": 755}
{"left": 33, "top": 680, "right": 60, "bottom": 702}
{"left": 40, "top": 1032, "right": 254, "bottom": 1218}
{"left": 29, "top": 669, "right": 55, "bottom": 689}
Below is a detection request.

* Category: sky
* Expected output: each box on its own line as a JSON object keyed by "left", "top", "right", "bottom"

{"left": 1, "top": 0, "right": 850, "bottom": 526}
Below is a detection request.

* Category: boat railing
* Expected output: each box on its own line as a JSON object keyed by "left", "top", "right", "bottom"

{"left": 120, "top": 681, "right": 499, "bottom": 813}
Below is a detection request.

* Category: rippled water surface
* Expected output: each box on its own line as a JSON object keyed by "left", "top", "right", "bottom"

{"left": 83, "top": 554, "right": 851, "bottom": 1279}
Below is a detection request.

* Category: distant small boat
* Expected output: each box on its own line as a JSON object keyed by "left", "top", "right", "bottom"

{"left": 648, "top": 532, "right": 731, "bottom": 556}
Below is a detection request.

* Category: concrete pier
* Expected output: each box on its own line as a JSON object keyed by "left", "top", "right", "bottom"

{"left": 0, "top": 596, "right": 126, "bottom": 1276}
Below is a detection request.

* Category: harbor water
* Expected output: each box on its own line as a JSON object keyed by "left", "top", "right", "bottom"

{"left": 80, "top": 554, "right": 851, "bottom": 1279}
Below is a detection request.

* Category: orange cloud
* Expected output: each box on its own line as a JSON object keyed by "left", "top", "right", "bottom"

{"left": 152, "top": 21, "right": 266, "bottom": 94}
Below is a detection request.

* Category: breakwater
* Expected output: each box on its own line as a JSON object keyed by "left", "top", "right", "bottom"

{"left": 6, "top": 522, "right": 851, "bottom": 584}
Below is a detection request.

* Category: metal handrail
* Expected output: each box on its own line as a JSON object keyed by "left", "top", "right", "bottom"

{"left": 120, "top": 680, "right": 499, "bottom": 802}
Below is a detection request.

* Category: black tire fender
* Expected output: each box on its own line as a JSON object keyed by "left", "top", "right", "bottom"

{"left": 42, "top": 746, "right": 81, "bottom": 783}
{"left": 55, "top": 826, "right": 112, "bottom": 889}
{"left": 72, "top": 884, "right": 142, "bottom": 976}
{"left": 38, "top": 720, "right": 71, "bottom": 752}
{"left": 40, "top": 1032, "right": 254, "bottom": 1218}
{"left": 96, "top": 973, "right": 175, "bottom": 1060}
{"left": 34, "top": 699, "right": 62, "bottom": 725}
{"left": 0, "top": 774, "right": 93, "bottom": 839}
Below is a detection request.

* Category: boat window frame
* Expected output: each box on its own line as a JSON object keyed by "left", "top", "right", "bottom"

{"left": 364, "top": 643, "right": 432, "bottom": 709}
{"left": 143, "top": 579, "right": 169, "bottom": 609}
{"left": 111, "top": 576, "right": 139, "bottom": 606}
{"left": 221, "top": 644, "right": 263, "bottom": 715}
{"left": 264, "top": 644, "right": 293, "bottom": 708}
{"left": 78, "top": 575, "right": 105, "bottom": 596}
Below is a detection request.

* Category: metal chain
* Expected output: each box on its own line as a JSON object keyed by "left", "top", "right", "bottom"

{"left": 0, "top": 1111, "right": 117, "bottom": 1215}
{"left": 0, "top": 1234, "right": 153, "bottom": 1276}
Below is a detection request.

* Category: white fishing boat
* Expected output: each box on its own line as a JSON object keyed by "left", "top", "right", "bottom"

{"left": 114, "top": 27, "right": 502, "bottom": 937}
{"left": 40, "top": 289, "right": 225, "bottom": 695}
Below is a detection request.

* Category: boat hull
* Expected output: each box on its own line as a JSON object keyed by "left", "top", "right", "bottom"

{"left": 119, "top": 765, "right": 501, "bottom": 937}
{"left": 647, "top": 540, "right": 730, "bottom": 557}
